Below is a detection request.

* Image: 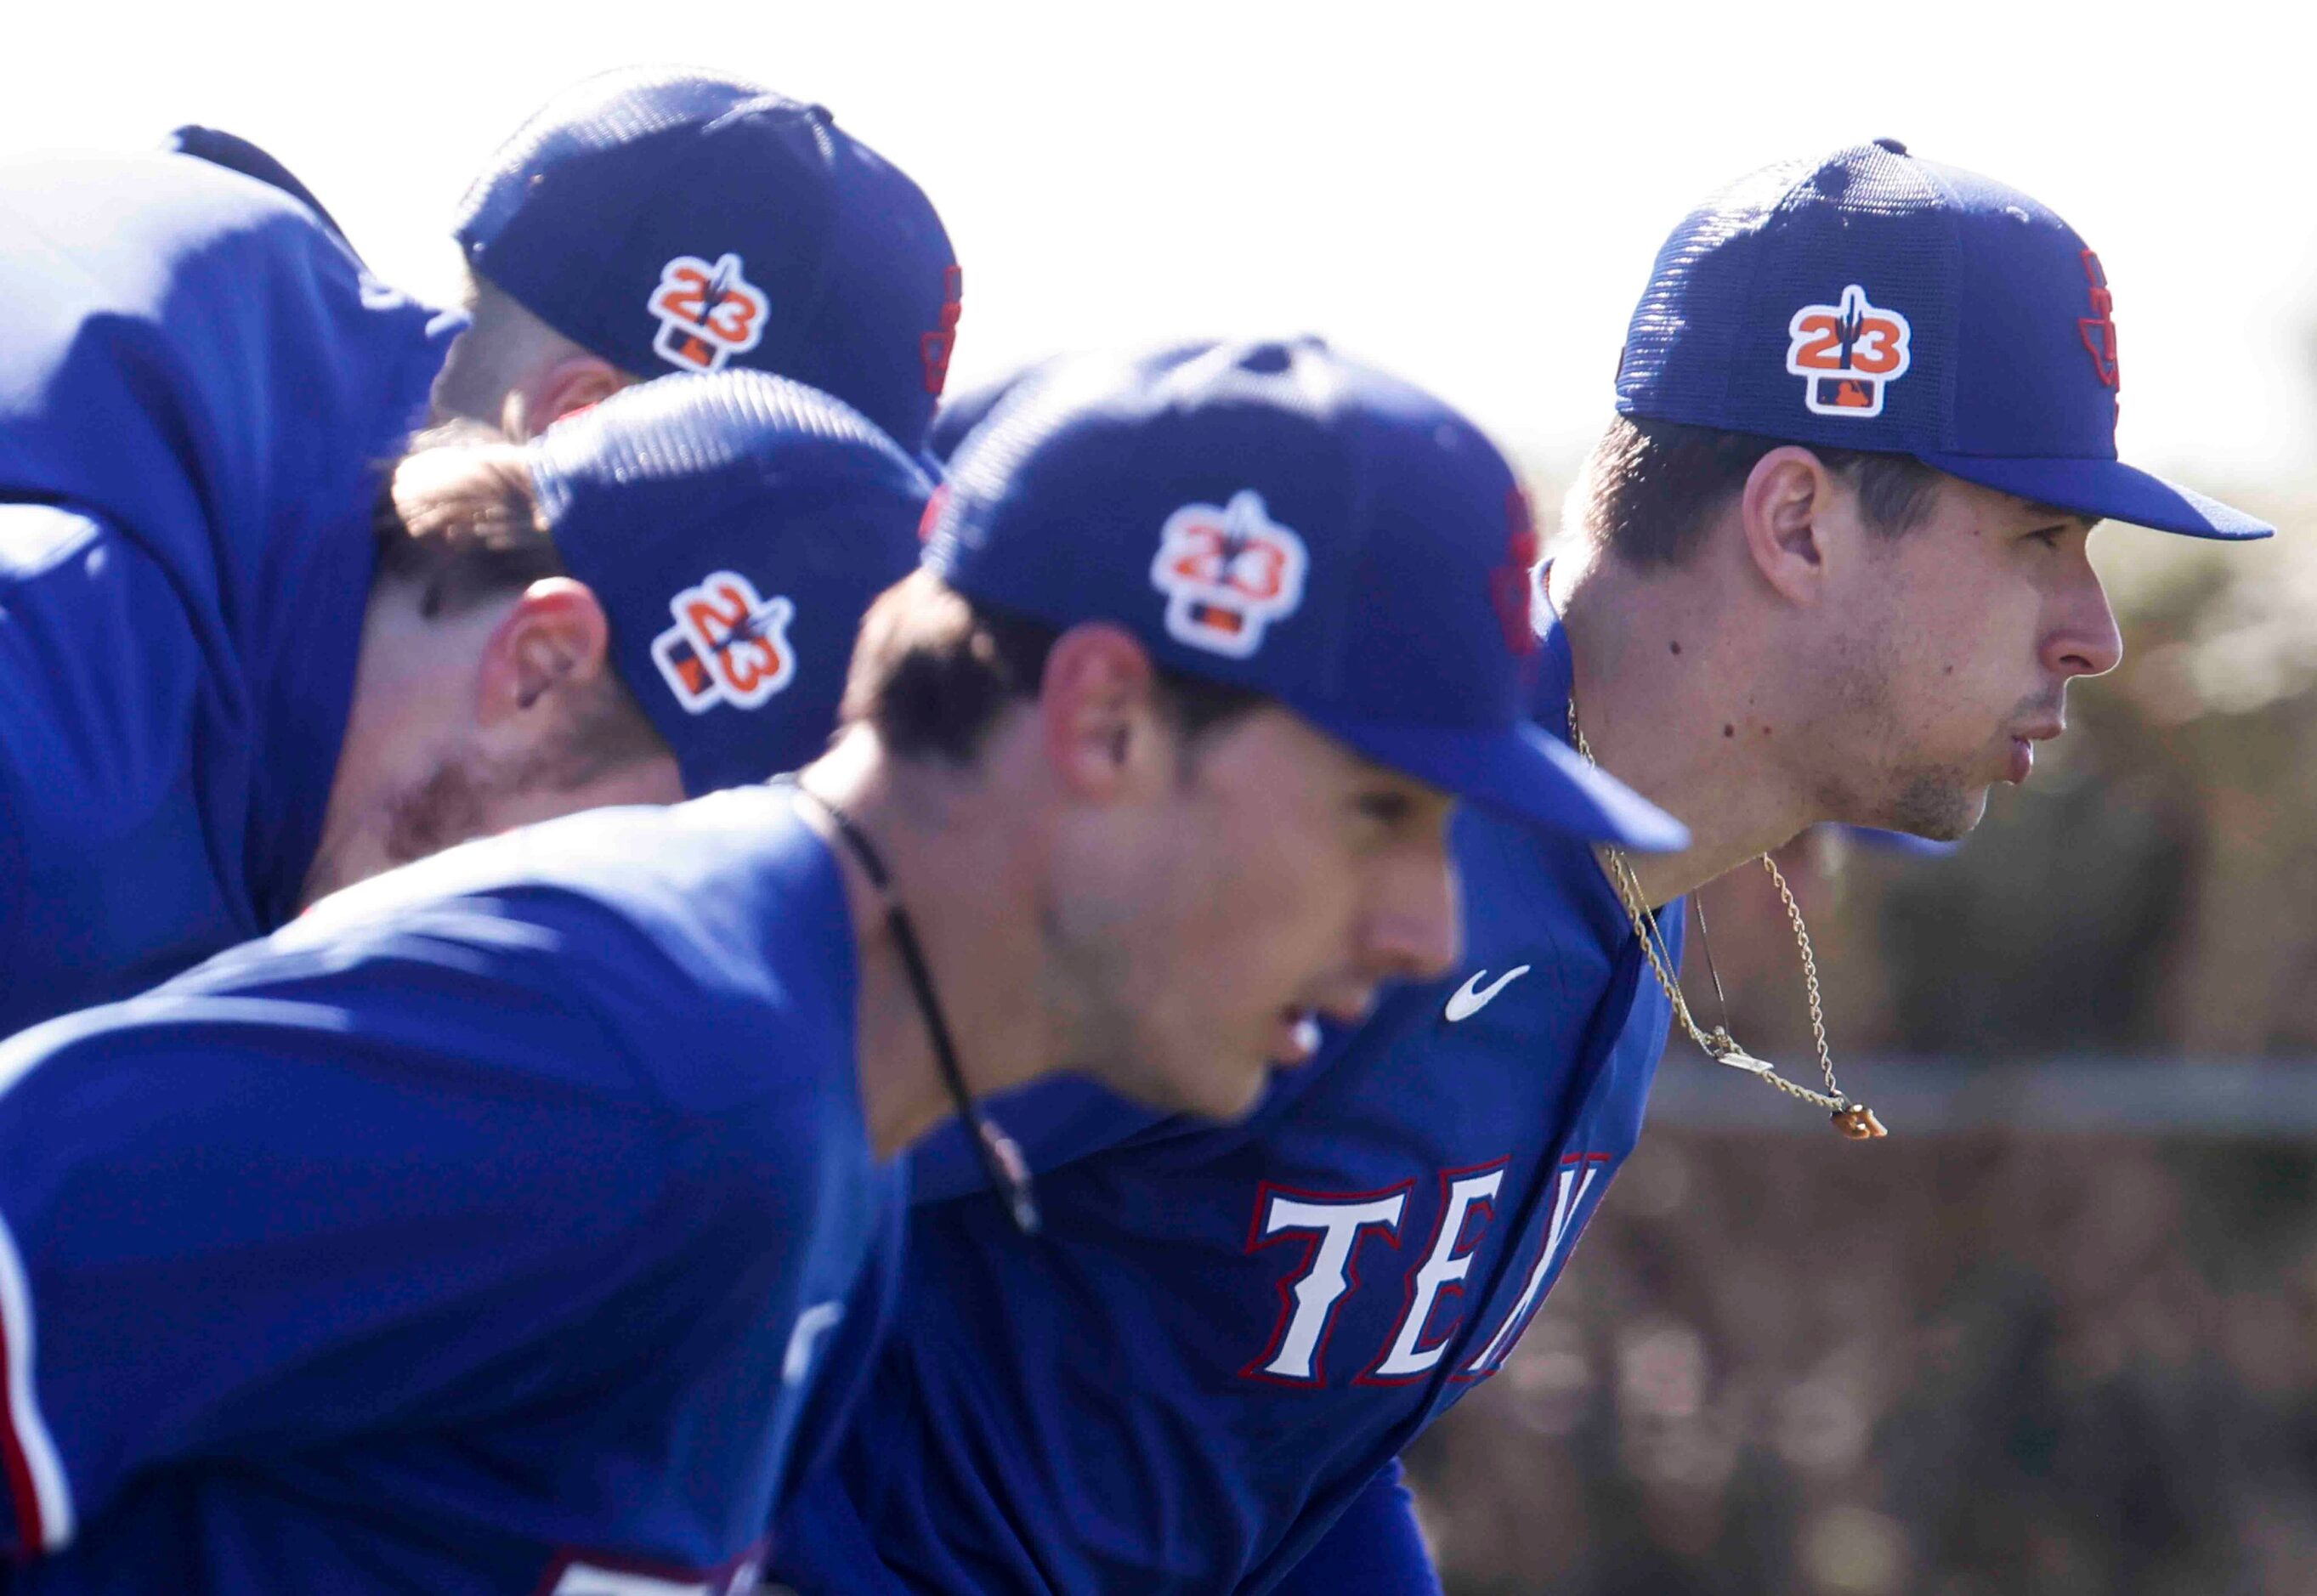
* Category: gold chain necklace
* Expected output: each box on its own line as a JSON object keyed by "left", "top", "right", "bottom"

{"left": 1568, "top": 697, "right": 1886, "bottom": 1141}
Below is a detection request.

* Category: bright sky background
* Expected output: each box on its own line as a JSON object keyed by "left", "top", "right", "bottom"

{"left": 5, "top": 0, "right": 2306, "bottom": 493}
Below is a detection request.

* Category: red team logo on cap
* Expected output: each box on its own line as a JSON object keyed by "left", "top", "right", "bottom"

{"left": 921, "top": 266, "right": 964, "bottom": 397}
{"left": 650, "top": 571, "right": 796, "bottom": 713}
{"left": 1786, "top": 284, "right": 1912, "bottom": 417}
{"left": 648, "top": 253, "right": 769, "bottom": 373}
{"left": 1490, "top": 486, "right": 1542, "bottom": 657}
{"left": 1150, "top": 490, "right": 1309, "bottom": 659}
{"left": 2077, "top": 250, "right": 2120, "bottom": 389}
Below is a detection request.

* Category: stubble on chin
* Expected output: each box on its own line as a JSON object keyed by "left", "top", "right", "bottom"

{"left": 1882, "top": 765, "right": 1986, "bottom": 841}
{"left": 1808, "top": 741, "right": 1987, "bottom": 845}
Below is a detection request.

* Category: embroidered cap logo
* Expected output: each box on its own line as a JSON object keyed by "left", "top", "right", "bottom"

{"left": 1149, "top": 490, "right": 1310, "bottom": 659}
{"left": 1489, "top": 485, "right": 1542, "bottom": 658}
{"left": 1786, "top": 284, "right": 1912, "bottom": 418}
{"left": 647, "top": 252, "right": 770, "bottom": 373}
{"left": 650, "top": 571, "right": 797, "bottom": 713}
{"left": 2077, "top": 251, "right": 2121, "bottom": 390}
{"left": 921, "top": 265, "right": 964, "bottom": 398}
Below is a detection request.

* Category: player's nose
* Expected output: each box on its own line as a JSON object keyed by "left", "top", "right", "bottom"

{"left": 2044, "top": 554, "right": 2124, "bottom": 680}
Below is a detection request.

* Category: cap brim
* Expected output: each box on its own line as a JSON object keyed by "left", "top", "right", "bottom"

{"left": 1302, "top": 712, "right": 1690, "bottom": 853}
{"left": 1915, "top": 453, "right": 2273, "bottom": 541}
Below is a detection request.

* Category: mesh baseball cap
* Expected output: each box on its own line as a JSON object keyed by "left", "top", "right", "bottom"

{"left": 455, "top": 68, "right": 961, "bottom": 450}
{"left": 926, "top": 357, "right": 1050, "bottom": 466}
{"left": 531, "top": 370, "right": 931, "bottom": 795}
{"left": 1617, "top": 138, "right": 2272, "bottom": 540}
{"left": 925, "top": 339, "right": 1686, "bottom": 850}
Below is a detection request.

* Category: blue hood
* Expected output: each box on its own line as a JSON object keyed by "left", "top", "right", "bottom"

{"left": 0, "top": 153, "right": 459, "bottom": 1007}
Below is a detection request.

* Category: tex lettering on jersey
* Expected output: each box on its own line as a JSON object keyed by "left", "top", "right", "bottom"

{"left": 1457, "top": 1152, "right": 1615, "bottom": 1378}
{"left": 1237, "top": 1150, "right": 1617, "bottom": 1391}
{"left": 1225, "top": 883, "right": 1659, "bottom": 1410}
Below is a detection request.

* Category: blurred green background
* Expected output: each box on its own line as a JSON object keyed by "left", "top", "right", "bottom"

{"left": 1406, "top": 491, "right": 2317, "bottom": 1594}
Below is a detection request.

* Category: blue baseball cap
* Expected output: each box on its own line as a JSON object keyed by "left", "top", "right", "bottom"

{"left": 1617, "top": 139, "right": 2272, "bottom": 541}
{"left": 925, "top": 339, "right": 1687, "bottom": 851}
{"left": 927, "top": 358, "right": 1051, "bottom": 466}
{"left": 531, "top": 370, "right": 931, "bottom": 796}
{"left": 455, "top": 68, "right": 962, "bottom": 450}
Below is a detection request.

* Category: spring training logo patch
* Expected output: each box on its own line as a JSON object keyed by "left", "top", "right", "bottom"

{"left": 1150, "top": 490, "right": 1309, "bottom": 659}
{"left": 651, "top": 571, "right": 796, "bottom": 714}
{"left": 1786, "top": 284, "right": 1912, "bottom": 418}
{"left": 647, "top": 252, "right": 768, "bottom": 373}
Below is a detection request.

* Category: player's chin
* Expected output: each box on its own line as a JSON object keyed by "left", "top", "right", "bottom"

{"left": 1186, "top": 1033, "right": 1297, "bottom": 1121}
{"left": 1134, "top": 1063, "right": 1274, "bottom": 1123}
{"left": 1875, "top": 767, "right": 1990, "bottom": 842}
{"left": 1204, "top": 1061, "right": 1282, "bottom": 1123}
{"left": 1107, "top": 1033, "right": 1280, "bottom": 1123}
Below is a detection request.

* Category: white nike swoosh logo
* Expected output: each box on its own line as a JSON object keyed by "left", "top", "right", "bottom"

{"left": 1444, "top": 965, "right": 1532, "bottom": 1022}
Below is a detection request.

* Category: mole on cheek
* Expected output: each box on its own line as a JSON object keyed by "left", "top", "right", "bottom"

{"left": 1723, "top": 724, "right": 1735, "bottom": 739}
{"left": 1669, "top": 640, "right": 1683, "bottom": 656}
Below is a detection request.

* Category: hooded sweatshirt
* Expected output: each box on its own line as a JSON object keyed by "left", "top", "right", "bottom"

{"left": 0, "top": 152, "right": 459, "bottom": 1033}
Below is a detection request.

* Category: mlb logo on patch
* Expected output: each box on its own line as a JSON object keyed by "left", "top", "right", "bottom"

{"left": 651, "top": 571, "right": 796, "bottom": 713}
{"left": 1786, "top": 284, "right": 1912, "bottom": 418}
{"left": 1149, "top": 490, "right": 1309, "bottom": 659}
{"left": 647, "top": 252, "right": 768, "bottom": 372}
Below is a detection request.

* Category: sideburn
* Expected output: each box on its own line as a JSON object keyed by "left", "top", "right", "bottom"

{"left": 380, "top": 754, "right": 496, "bottom": 871}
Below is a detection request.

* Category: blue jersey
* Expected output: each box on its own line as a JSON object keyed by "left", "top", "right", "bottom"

{"left": 0, "top": 152, "right": 456, "bottom": 1034}
{"left": 0, "top": 788, "right": 902, "bottom": 1593}
{"left": 773, "top": 619, "right": 1682, "bottom": 1593}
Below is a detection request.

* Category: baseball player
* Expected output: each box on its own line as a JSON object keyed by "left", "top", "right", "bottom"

{"left": 301, "top": 374, "right": 926, "bottom": 906}
{"left": 0, "top": 152, "right": 928, "bottom": 1036}
{"left": 170, "top": 71, "right": 959, "bottom": 451}
{"left": 0, "top": 338, "right": 1678, "bottom": 1591}
{"left": 428, "top": 68, "right": 963, "bottom": 449}
{"left": 769, "top": 141, "right": 2275, "bottom": 1595}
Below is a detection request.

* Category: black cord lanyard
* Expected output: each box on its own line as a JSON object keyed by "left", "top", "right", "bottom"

{"left": 788, "top": 782, "right": 1041, "bottom": 1236}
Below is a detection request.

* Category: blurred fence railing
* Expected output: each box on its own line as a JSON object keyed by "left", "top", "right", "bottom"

{"left": 1643, "top": 1056, "right": 2317, "bottom": 1134}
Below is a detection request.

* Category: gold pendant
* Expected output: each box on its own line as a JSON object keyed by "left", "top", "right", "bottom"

{"left": 1831, "top": 1105, "right": 1888, "bottom": 1140}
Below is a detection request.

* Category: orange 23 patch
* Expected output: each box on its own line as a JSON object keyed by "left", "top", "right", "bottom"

{"left": 1785, "top": 284, "right": 1912, "bottom": 418}
{"left": 648, "top": 253, "right": 769, "bottom": 374}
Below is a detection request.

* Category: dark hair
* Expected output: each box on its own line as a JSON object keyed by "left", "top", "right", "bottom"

{"left": 1578, "top": 415, "right": 1946, "bottom": 569}
{"left": 371, "top": 422, "right": 568, "bottom": 616}
{"left": 843, "top": 569, "right": 1266, "bottom": 767}
{"left": 371, "top": 423, "right": 666, "bottom": 773}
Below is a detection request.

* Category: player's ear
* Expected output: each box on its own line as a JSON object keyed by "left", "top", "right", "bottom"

{"left": 504, "top": 355, "right": 632, "bottom": 441}
{"left": 1038, "top": 622, "right": 1172, "bottom": 802}
{"left": 475, "top": 578, "right": 615, "bottom": 726}
{"left": 1739, "top": 445, "right": 1843, "bottom": 607}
